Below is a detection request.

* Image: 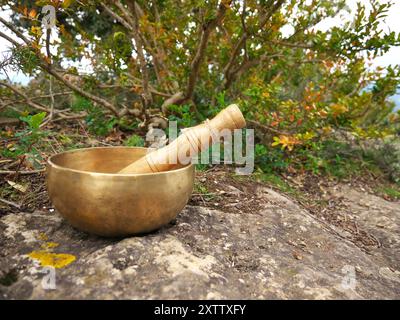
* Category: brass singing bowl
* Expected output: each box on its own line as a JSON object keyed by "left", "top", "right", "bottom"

{"left": 46, "top": 147, "right": 194, "bottom": 237}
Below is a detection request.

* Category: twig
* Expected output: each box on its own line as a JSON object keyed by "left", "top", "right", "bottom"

{"left": 98, "top": 82, "right": 171, "bottom": 98}
{"left": 270, "top": 40, "right": 313, "bottom": 49}
{"left": 192, "top": 193, "right": 217, "bottom": 196}
{"left": 0, "top": 24, "right": 121, "bottom": 117}
{"left": 0, "top": 197, "right": 21, "bottom": 210}
{"left": 102, "top": 1, "right": 153, "bottom": 109}
{"left": 100, "top": 2, "right": 133, "bottom": 31}
{"left": 221, "top": 0, "right": 285, "bottom": 91}
{"left": 46, "top": 75, "right": 55, "bottom": 124}
{"left": 41, "top": 64, "right": 121, "bottom": 116}
{"left": 0, "top": 81, "right": 50, "bottom": 112}
{"left": 223, "top": 53, "right": 284, "bottom": 90}
{"left": 45, "top": 28, "right": 52, "bottom": 63}
{"left": 102, "top": 1, "right": 176, "bottom": 93}
{"left": 0, "top": 169, "right": 45, "bottom": 175}
{"left": 129, "top": 1, "right": 153, "bottom": 109}
{"left": 0, "top": 92, "right": 73, "bottom": 111}
{"left": 247, "top": 119, "right": 290, "bottom": 136}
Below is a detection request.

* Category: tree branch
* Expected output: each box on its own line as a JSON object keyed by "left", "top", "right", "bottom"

{"left": 0, "top": 92, "right": 72, "bottom": 113}
{"left": 102, "top": 1, "right": 170, "bottom": 96}
{"left": 181, "top": 0, "right": 232, "bottom": 103}
{"left": 124, "top": 1, "right": 177, "bottom": 93}
{"left": 247, "top": 119, "right": 290, "bottom": 136}
{"left": 0, "top": 30, "right": 21, "bottom": 47}
{"left": 100, "top": 2, "right": 133, "bottom": 31}
{"left": 270, "top": 40, "right": 313, "bottom": 49}
{"left": 0, "top": 16, "right": 31, "bottom": 46}
{"left": 41, "top": 64, "right": 120, "bottom": 116}
{"left": 221, "top": 0, "right": 285, "bottom": 92}
{"left": 224, "top": 53, "right": 283, "bottom": 90}
{"left": 0, "top": 81, "right": 50, "bottom": 112}
{"left": 105, "top": 0, "right": 153, "bottom": 109}
{"left": 0, "top": 20, "right": 121, "bottom": 117}
{"left": 161, "top": 91, "right": 185, "bottom": 114}
{"left": 98, "top": 83, "right": 171, "bottom": 98}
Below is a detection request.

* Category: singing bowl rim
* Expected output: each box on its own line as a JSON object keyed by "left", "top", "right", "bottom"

{"left": 47, "top": 146, "right": 194, "bottom": 175}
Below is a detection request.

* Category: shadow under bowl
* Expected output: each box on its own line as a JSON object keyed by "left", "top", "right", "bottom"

{"left": 46, "top": 147, "right": 194, "bottom": 237}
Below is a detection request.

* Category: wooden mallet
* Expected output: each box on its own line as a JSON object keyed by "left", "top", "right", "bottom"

{"left": 118, "top": 104, "right": 246, "bottom": 174}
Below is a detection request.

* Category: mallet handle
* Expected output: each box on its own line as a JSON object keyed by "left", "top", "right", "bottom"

{"left": 118, "top": 104, "right": 246, "bottom": 174}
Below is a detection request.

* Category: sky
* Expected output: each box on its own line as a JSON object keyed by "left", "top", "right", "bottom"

{"left": 314, "top": 0, "right": 400, "bottom": 69}
{"left": 0, "top": 0, "right": 399, "bottom": 107}
{"left": 309, "top": 0, "right": 400, "bottom": 109}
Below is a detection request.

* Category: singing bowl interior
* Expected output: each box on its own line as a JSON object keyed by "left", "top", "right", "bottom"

{"left": 46, "top": 147, "right": 194, "bottom": 237}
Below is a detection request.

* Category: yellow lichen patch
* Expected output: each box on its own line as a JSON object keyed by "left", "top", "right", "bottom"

{"left": 41, "top": 242, "right": 59, "bottom": 250}
{"left": 38, "top": 232, "right": 49, "bottom": 241}
{"left": 28, "top": 251, "right": 76, "bottom": 269}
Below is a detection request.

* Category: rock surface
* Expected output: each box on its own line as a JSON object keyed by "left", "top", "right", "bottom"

{"left": 1, "top": 184, "right": 399, "bottom": 299}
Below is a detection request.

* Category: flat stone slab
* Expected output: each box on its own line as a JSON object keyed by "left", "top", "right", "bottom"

{"left": 0, "top": 186, "right": 399, "bottom": 299}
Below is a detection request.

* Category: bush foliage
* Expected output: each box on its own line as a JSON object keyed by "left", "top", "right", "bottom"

{"left": 0, "top": 0, "right": 399, "bottom": 181}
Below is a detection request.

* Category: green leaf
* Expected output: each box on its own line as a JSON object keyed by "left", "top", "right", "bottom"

{"left": 62, "top": 0, "right": 75, "bottom": 9}
{"left": 35, "top": 0, "right": 51, "bottom": 6}
{"left": 29, "top": 112, "right": 47, "bottom": 129}
{"left": 21, "top": 112, "right": 47, "bottom": 129}
{"left": 123, "top": 135, "right": 145, "bottom": 147}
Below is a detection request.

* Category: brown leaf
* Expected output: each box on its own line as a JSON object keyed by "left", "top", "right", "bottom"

{"left": 7, "top": 180, "right": 28, "bottom": 193}
{"left": 28, "top": 9, "right": 37, "bottom": 19}
{"left": 292, "top": 251, "right": 303, "bottom": 260}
